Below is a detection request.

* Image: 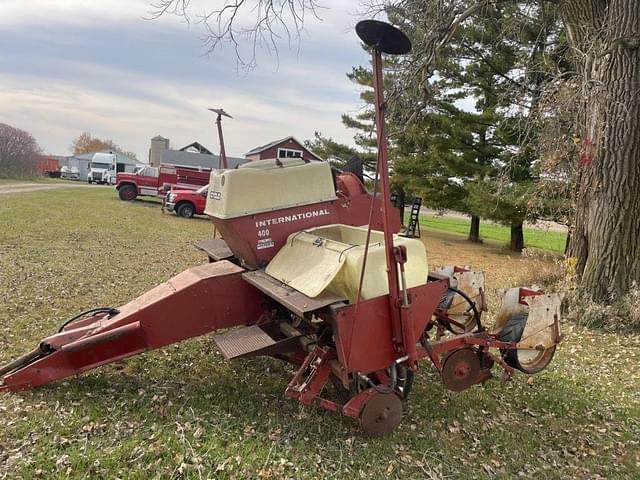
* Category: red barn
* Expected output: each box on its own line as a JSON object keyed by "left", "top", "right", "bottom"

{"left": 245, "top": 136, "right": 322, "bottom": 162}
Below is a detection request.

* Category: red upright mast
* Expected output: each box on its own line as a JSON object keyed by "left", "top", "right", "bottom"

{"left": 208, "top": 108, "right": 232, "bottom": 169}
{"left": 355, "top": 20, "right": 416, "bottom": 363}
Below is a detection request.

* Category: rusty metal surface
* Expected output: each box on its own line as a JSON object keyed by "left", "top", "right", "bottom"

{"left": 453, "top": 270, "right": 485, "bottom": 311}
{"left": 193, "top": 238, "right": 233, "bottom": 261}
{"left": 213, "top": 326, "right": 276, "bottom": 359}
{"left": 441, "top": 347, "right": 481, "bottom": 392}
{"left": 285, "top": 346, "right": 335, "bottom": 406}
{"left": 242, "top": 269, "right": 346, "bottom": 318}
{"left": 518, "top": 294, "right": 562, "bottom": 350}
{"left": 512, "top": 343, "right": 557, "bottom": 374}
{"left": 359, "top": 391, "right": 403, "bottom": 437}
{"left": 0, "top": 347, "right": 43, "bottom": 377}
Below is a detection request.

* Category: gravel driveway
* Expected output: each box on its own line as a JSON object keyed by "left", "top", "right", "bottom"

{"left": 0, "top": 182, "right": 97, "bottom": 195}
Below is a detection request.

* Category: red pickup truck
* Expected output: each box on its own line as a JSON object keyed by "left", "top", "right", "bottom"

{"left": 163, "top": 185, "right": 208, "bottom": 218}
{"left": 116, "top": 164, "right": 210, "bottom": 201}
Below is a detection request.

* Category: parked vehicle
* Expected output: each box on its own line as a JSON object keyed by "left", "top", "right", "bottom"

{"left": 88, "top": 152, "right": 116, "bottom": 184}
{"left": 60, "top": 166, "right": 80, "bottom": 180}
{"left": 104, "top": 170, "right": 118, "bottom": 185}
{"left": 116, "top": 164, "right": 210, "bottom": 201}
{"left": 164, "top": 184, "right": 208, "bottom": 218}
{"left": 38, "top": 157, "right": 60, "bottom": 177}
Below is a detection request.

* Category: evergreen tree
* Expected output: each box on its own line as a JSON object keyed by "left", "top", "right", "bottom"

{"left": 388, "top": 2, "right": 561, "bottom": 250}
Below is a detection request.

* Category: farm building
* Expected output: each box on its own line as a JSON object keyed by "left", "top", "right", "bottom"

{"left": 245, "top": 136, "right": 322, "bottom": 162}
{"left": 148, "top": 136, "right": 246, "bottom": 169}
{"left": 149, "top": 135, "right": 170, "bottom": 166}
{"left": 147, "top": 135, "right": 322, "bottom": 170}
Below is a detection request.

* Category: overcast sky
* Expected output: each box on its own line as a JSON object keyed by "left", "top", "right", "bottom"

{"left": 0, "top": 0, "right": 372, "bottom": 160}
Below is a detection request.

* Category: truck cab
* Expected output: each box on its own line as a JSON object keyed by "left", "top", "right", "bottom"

{"left": 164, "top": 184, "right": 208, "bottom": 218}
{"left": 116, "top": 164, "right": 210, "bottom": 201}
{"left": 88, "top": 152, "right": 116, "bottom": 185}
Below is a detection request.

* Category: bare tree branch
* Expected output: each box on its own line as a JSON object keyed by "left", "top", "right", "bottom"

{"left": 149, "top": 0, "right": 324, "bottom": 70}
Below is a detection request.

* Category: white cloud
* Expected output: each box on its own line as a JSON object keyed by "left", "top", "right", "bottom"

{"left": 0, "top": 0, "right": 153, "bottom": 27}
{"left": 0, "top": 0, "right": 373, "bottom": 160}
{"left": 0, "top": 64, "right": 362, "bottom": 160}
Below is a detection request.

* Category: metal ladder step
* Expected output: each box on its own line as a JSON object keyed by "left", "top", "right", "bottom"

{"left": 403, "top": 197, "right": 422, "bottom": 238}
{"left": 213, "top": 325, "right": 276, "bottom": 359}
{"left": 193, "top": 238, "right": 233, "bottom": 262}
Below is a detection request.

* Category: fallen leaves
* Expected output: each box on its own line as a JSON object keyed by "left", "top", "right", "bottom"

{"left": 0, "top": 188, "right": 639, "bottom": 479}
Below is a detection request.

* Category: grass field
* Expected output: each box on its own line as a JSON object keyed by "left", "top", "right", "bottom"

{"left": 418, "top": 214, "right": 567, "bottom": 253}
{"left": 0, "top": 187, "right": 638, "bottom": 479}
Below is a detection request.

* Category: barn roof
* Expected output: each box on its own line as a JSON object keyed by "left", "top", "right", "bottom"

{"left": 161, "top": 150, "right": 247, "bottom": 170}
{"left": 179, "top": 142, "right": 213, "bottom": 155}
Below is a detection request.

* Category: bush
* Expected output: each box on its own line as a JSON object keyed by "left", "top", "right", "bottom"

{"left": 563, "top": 283, "right": 640, "bottom": 332}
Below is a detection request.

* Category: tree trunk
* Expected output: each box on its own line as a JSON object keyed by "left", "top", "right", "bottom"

{"left": 564, "top": 0, "right": 640, "bottom": 301}
{"left": 510, "top": 222, "right": 524, "bottom": 252}
{"left": 468, "top": 215, "right": 481, "bottom": 242}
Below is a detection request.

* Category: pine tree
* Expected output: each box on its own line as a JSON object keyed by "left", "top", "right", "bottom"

{"left": 387, "top": 2, "right": 562, "bottom": 251}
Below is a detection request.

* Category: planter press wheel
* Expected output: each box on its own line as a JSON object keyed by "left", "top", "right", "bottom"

{"left": 360, "top": 391, "right": 403, "bottom": 437}
{"left": 441, "top": 347, "right": 482, "bottom": 392}
{"left": 438, "top": 287, "right": 482, "bottom": 333}
{"left": 499, "top": 313, "right": 556, "bottom": 374}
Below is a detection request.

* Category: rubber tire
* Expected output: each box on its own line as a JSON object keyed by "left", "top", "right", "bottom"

{"left": 118, "top": 184, "right": 137, "bottom": 201}
{"left": 437, "top": 288, "right": 480, "bottom": 334}
{"left": 88, "top": 180, "right": 92, "bottom": 184}
{"left": 499, "top": 313, "right": 556, "bottom": 374}
{"left": 176, "top": 202, "right": 195, "bottom": 218}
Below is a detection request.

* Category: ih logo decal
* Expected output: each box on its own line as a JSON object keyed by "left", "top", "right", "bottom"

{"left": 254, "top": 208, "right": 331, "bottom": 228}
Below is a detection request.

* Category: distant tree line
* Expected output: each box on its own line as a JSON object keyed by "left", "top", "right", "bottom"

{"left": 71, "top": 132, "right": 138, "bottom": 160}
{"left": 0, "top": 125, "right": 141, "bottom": 180}
{"left": 0, "top": 123, "right": 41, "bottom": 178}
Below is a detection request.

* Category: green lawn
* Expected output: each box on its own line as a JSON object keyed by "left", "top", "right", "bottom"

{"left": 0, "top": 187, "right": 637, "bottom": 479}
{"left": 418, "top": 214, "right": 567, "bottom": 253}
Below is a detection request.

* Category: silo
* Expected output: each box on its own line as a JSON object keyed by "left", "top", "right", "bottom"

{"left": 149, "top": 135, "right": 170, "bottom": 166}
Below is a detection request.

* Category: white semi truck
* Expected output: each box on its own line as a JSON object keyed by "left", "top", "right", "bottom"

{"left": 88, "top": 152, "right": 116, "bottom": 185}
